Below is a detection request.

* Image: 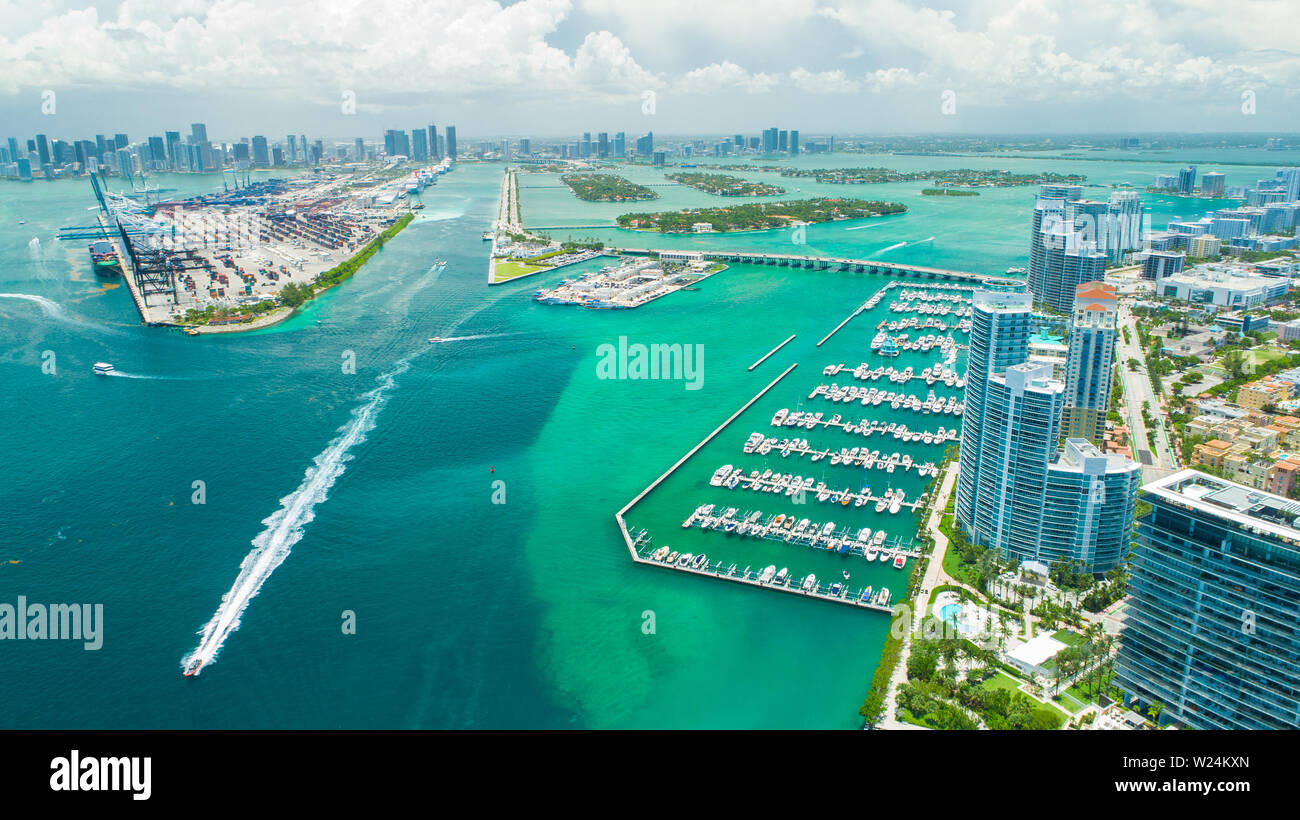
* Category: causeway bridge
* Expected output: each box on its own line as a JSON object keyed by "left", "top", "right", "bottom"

{"left": 609, "top": 247, "right": 1021, "bottom": 286}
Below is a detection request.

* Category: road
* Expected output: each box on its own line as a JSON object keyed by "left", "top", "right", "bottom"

{"left": 1115, "top": 303, "right": 1179, "bottom": 481}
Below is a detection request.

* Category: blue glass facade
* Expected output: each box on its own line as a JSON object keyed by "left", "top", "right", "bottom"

{"left": 1118, "top": 471, "right": 1300, "bottom": 729}
{"left": 958, "top": 289, "right": 1138, "bottom": 572}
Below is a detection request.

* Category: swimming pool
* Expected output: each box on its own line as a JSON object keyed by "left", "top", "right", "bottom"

{"left": 939, "top": 603, "right": 962, "bottom": 623}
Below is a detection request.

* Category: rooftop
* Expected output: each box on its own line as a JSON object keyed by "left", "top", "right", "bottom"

{"left": 1144, "top": 469, "right": 1300, "bottom": 545}
{"left": 1008, "top": 634, "right": 1068, "bottom": 668}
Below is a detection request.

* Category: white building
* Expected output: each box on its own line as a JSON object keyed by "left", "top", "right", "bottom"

{"left": 1155, "top": 263, "right": 1290, "bottom": 308}
{"left": 1006, "top": 633, "right": 1069, "bottom": 679}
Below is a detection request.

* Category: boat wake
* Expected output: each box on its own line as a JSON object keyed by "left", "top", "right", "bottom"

{"left": 875, "top": 241, "right": 907, "bottom": 255}
{"left": 0, "top": 292, "right": 64, "bottom": 317}
{"left": 428, "top": 332, "right": 514, "bottom": 343}
{"left": 843, "top": 223, "right": 885, "bottom": 232}
{"left": 180, "top": 359, "right": 411, "bottom": 676}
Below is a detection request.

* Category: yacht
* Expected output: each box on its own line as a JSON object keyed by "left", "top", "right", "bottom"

{"left": 709, "top": 464, "right": 733, "bottom": 486}
{"left": 652, "top": 546, "right": 669, "bottom": 561}
{"left": 774, "top": 567, "right": 789, "bottom": 585}
{"left": 893, "top": 554, "right": 907, "bottom": 570}
{"left": 889, "top": 491, "right": 903, "bottom": 515}
{"left": 677, "top": 553, "right": 694, "bottom": 567}
{"left": 801, "top": 574, "right": 817, "bottom": 592}
{"left": 666, "top": 550, "right": 679, "bottom": 564}
{"left": 758, "top": 565, "right": 777, "bottom": 583}
{"left": 92, "top": 362, "right": 115, "bottom": 376}
{"left": 865, "top": 545, "right": 879, "bottom": 561}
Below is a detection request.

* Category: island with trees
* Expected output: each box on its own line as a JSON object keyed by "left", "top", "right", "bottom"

{"left": 922, "top": 188, "right": 980, "bottom": 196}
{"left": 778, "top": 167, "right": 1086, "bottom": 187}
{"left": 617, "top": 197, "right": 906, "bottom": 233}
{"left": 666, "top": 172, "right": 785, "bottom": 196}
{"left": 560, "top": 173, "right": 658, "bottom": 202}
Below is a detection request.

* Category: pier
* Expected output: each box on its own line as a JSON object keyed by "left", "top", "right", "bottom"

{"left": 631, "top": 541, "right": 899, "bottom": 614}
{"left": 617, "top": 362, "right": 799, "bottom": 530}
{"left": 817, "top": 303, "right": 866, "bottom": 347}
{"left": 748, "top": 335, "right": 796, "bottom": 371}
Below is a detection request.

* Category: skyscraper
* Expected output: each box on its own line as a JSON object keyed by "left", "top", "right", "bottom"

{"left": 1117, "top": 470, "right": 1300, "bottom": 728}
{"left": 957, "top": 289, "right": 1036, "bottom": 534}
{"left": 1201, "top": 171, "right": 1226, "bottom": 197}
{"left": 165, "top": 131, "right": 182, "bottom": 170}
{"left": 1027, "top": 185, "right": 1108, "bottom": 314}
{"left": 1101, "top": 190, "right": 1144, "bottom": 265}
{"left": 614, "top": 132, "right": 625, "bottom": 157}
{"left": 147, "top": 136, "right": 166, "bottom": 170}
{"left": 1061, "top": 282, "right": 1118, "bottom": 444}
{"left": 1178, "top": 165, "right": 1197, "bottom": 194}
{"left": 958, "top": 288, "right": 1138, "bottom": 571}
{"left": 597, "top": 132, "right": 608, "bottom": 158}
{"left": 635, "top": 132, "right": 653, "bottom": 156}
{"left": 778, "top": 130, "right": 788, "bottom": 152}
{"left": 762, "top": 127, "right": 778, "bottom": 153}
{"left": 251, "top": 135, "right": 270, "bottom": 167}
{"left": 354, "top": 137, "right": 365, "bottom": 162}
{"left": 789, "top": 130, "right": 799, "bottom": 155}
{"left": 411, "top": 128, "right": 428, "bottom": 161}
{"left": 1139, "top": 249, "right": 1185, "bottom": 281}
{"left": 445, "top": 126, "right": 457, "bottom": 159}
{"left": 35, "top": 134, "right": 50, "bottom": 166}
{"left": 428, "top": 125, "right": 438, "bottom": 159}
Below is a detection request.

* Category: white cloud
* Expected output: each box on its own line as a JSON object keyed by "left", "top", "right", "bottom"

{"left": 790, "top": 68, "right": 860, "bottom": 94}
{"left": 1, "top": 0, "right": 1297, "bottom": 127}
{"left": 677, "top": 61, "right": 781, "bottom": 95}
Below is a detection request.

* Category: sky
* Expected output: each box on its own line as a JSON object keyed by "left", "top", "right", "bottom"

{"left": 2, "top": 0, "right": 1299, "bottom": 141}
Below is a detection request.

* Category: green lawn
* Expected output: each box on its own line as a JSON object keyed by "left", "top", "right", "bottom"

{"left": 492, "top": 261, "right": 549, "bottom": 282}
{"left": 982, "top": 672, "right": 1025, "bottom": 694}
{"left": 1250, "top": 347, "right": 1288, "bottom": 366}
{"left": 1053, "top": 690, "right": 1090, "bottom": 715}
{"left": 1052, "top": 629, "right": 1087, "bottom": 647}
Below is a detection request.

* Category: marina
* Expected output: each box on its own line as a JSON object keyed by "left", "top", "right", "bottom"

{"left": 533, "top": 256, "right": 725, "bottom": 309}
{"left": 629, "top": 531, "right": 897, "bottom": 613}
{"left": 619, "top": 278, "right": 975, "bottom": 615}
{"left": 705, "top": 464, "right": 930, "bottom": 512}
{"left": 807, "top": 384, "right": 966, "bottom": 416}
{"left": 676, "top": 503, "right": 922, "bottom": 562}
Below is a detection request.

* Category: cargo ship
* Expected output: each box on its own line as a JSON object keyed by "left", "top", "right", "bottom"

{"left": 88, "top": 240, "right": 121, "bottom": 276}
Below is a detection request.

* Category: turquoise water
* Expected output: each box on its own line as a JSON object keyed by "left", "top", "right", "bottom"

{"left": 2, "top": 147, "right": 1297, "bottom": 728}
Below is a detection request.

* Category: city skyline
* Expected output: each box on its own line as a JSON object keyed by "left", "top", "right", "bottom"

{"left": 4, "top": 1, "right": 1300, "bottom": 136}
